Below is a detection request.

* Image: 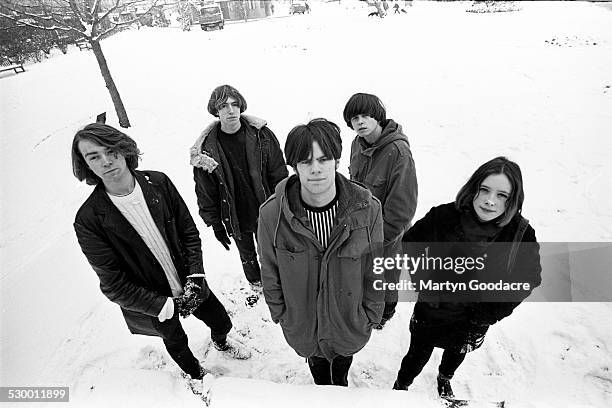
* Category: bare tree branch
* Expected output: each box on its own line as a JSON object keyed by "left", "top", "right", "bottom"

{"left": 66, "top": 0, "right": 86, "bottom": 28}
{"left": 0, "top": 0, "right": 88, "bottom": 38}
{"left": 2, "top": 0, "right": 164, "bottom": 41}
{"left": 90, "top": 0, "right": 101, "bottom": 17}
{"left": 99, "top": 0, "right": 121, "bottom": 25}
{"left": 0, "top": 12, "right": 81, "bottom": 35}
{"left": 94, "top": 0, "right": 161, "bottom": 40}
{"left": 0, "top": 13, "right": 52, "bottom": 31}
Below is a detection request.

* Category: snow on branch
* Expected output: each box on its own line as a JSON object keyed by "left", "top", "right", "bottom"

{"left": 94, "top": 0, "right": 161, "bottom": 41}
{"left": 90, "top": 0, "right": 101, "bottom": 17}
{"left": 2, "top": 0, "right": 163, "bottom": 41}
{"left": 1, "top": 10, "right": 75, "bottom": 35}
{"left": 98, "top": 0, "right": 121, "bottom": 23}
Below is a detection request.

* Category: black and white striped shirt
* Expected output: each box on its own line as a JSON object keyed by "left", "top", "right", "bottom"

{"left": 301, "top": 195, "right": 339, "bottom": 249}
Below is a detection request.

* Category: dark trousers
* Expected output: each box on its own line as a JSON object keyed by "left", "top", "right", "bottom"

{"left": 233, "top": 229, "right": 261, "bottom": 284}
{"left": 396, "top": 331, "right": 466, "bottom": 386}
{"left": 308, "top": 355, "right": 354, "bottom": 386}
{"left": 161, "top": 290, "right": 232, "bottom": 378}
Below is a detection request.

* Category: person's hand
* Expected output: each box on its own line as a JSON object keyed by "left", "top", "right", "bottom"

{"left": 187, "top": 276, "right": 204, "bottom": 294}
{"left": 175, "top": 278, "right": 207, "bottom": 318}
{"left": 213, "top": 225, "right": 231, "bottom": 250}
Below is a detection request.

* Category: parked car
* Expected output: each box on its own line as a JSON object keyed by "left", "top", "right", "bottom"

{"left": 290, "top": 1, "right": 307, "bottom": 15}
{"left": 199, "top": 3, "right": 224, "bottom": 30}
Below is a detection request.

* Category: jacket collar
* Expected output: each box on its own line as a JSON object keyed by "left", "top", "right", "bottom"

{"left": 357, "top": 119, "right": 408, "bottom": 155}
{"left": 90, "top": 171, "right": 166, "bottom": 239}
{"left": 275, "top": 173, "right": 373, "bottom": 230}
{"left": 190, "top": 114, "right": 267, "bottom": 172}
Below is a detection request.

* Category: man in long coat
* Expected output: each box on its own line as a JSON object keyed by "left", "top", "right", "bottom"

{"left": 73, "top": 123, "right": 249, "bottom": 381}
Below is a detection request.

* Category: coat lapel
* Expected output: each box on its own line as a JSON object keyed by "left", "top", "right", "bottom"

{"left": 92, "top": 184, "right": 144, "bottom": 245}
{"left": 92, "top": 171, "right": 168, "bottom": 247}
{"left": 135, "top": 172, "right": 168, "bottom": 242}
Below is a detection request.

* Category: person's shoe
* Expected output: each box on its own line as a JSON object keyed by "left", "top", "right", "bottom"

{"left": 393, "top": 379, "right": 410, "bottom": 391}
{"left": 190, "top": 365, "right": 209, "bottom": 381}
{"left": 245, "top": 281, "right": 263, "bottom": 307}
{"left": 212, "top": 338, "right": 252, "bottom": 360}
{"left": 249, "top": 280, "right": 263, "bottom": 294}
{"left": 182, "top": 366, "right": 208, "bottom": 395}
{"left": 437, "top": 374, "right": 455, "bottom": 398}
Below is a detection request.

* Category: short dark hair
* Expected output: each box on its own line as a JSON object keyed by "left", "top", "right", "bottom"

{"left": 455, "top": 156, "right": 525, "bottom": 226}
{"left": 284, "top": 118, "right": 342, "bottom": 167}
{"left": 207, "top": 85, "right": 247, "bottom": 117}
{"left": 72, "top": 123, "right": 141, "bottom": 185}
{"left": 342, "top": 93, "right": 387, "bottom": 129}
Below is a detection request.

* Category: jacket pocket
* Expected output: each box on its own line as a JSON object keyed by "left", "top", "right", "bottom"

{"left": 122, "top": 308, "right": 175, "bottom": 337}
{"left": 337, "top": 227, "right": 369, "bottom": 260}
{"left": 364, "top": 175, "right": 386, "bottom": 199}
{"left": 275, "top": 247, "right": 311, "bottom": 323}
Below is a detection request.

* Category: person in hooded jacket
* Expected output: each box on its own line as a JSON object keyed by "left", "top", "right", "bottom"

{"left": 393, "top": 157, "right": 542, "bottom": 398}
{"left": 343, "top": 93, "right": 418, "bottom": 329}
{"left": 191, "top": 85, "right": 288, "bottom": 306}
{"left": 258, "top": 119, "right": 385, "bottom": 386}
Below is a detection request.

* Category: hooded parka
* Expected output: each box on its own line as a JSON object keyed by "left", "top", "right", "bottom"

{"left": 349, "top": 119, "right": 418, "bottom": 301}
{"left": 258, "top": 174, "right": 385, "bottom": 361}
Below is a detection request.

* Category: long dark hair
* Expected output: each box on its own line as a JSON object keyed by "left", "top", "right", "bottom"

{"left": 455, "top": 156, "right": 524, "bottom": 226}
{"left": 72, "top": 123, "right": 141, "bottom": 185}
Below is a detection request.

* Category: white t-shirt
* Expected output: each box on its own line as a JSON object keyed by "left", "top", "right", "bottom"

{"left": 108, "top": 181, "right": 183, "bottom": 297}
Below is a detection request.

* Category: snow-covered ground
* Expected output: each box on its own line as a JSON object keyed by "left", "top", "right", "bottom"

{"left": 1, "top": 1, "right": 611, "bottom": 407}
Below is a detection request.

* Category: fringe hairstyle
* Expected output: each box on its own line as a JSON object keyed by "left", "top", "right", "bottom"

{"left": 342, "top": 93, "right": 387, "bottom": 129}
{"left": 72, "top": 123, "right": 141, "bottom": 185}
{"left": 284, "top": 118, "right": 342, "bottom": 167}
{"left": 207, "top": 85, "right": 247, "bottom": 117}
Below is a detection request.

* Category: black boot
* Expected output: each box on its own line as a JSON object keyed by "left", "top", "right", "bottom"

{"left": 437, "top": 374, "right": 454, "bottom": 398}
{"left": 392, "top": 379, "right": 410, "bottom": 391}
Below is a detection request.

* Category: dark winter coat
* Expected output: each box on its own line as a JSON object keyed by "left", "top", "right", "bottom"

{"left": 349, "top": 119, "right": 418, "bottom": 301}
{"left": 258, "top": 174, "right": 385, "bottom": 361}
{"left": 191, "top": 115, "right": 288, "bottom": 239}
{"left": 403, "top": 202, "right": 542, "bottom": 352}
{"left": 74, "top": 171, "right": 209, "bottom": 337}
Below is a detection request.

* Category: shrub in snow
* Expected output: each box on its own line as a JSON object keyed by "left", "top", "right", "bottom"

{"left": 466, "top": 1, "right": 521, "bottom": 14}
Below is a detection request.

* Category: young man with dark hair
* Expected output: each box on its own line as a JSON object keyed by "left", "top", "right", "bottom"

{"left": 343, "top": 93, "right": 418, "bottom": 329}
{"left": 258, "top": 118, "right": 385, "bottom": 386}
{"left": 191, "top": 85, "right": 288, "bottom": 306}
{"left": 73, "top": 123, "right": 250, "bottom": 382}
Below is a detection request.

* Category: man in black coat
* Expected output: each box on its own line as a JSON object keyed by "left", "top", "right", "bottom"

{"left": 191, "top": 85, "right": 288, "bottom": 306}
{"left": 73, "top": 124, "right": 250, "bottom": 381}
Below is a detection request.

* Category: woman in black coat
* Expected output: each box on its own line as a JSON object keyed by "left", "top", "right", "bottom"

{"left": 393, "top": 157, "right": 542, "bottom": 398}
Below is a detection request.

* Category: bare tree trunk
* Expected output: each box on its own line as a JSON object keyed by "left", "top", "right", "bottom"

{"left": 90, "top": 40, "right": 130, "bottom": 128}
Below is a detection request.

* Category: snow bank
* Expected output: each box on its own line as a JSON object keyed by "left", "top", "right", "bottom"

{"left": 208, "top": 376, "right": 441, "bottom": 408}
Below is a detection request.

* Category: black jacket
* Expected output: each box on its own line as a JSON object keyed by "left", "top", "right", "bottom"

{"left": 74, "top": 170, "right": 208, "bottom": 336}
{"left": 191, "top": 116, "right": 288, "bottom": 239}
{"left": 403, "top": 203, "right": 542, "bottom": 331}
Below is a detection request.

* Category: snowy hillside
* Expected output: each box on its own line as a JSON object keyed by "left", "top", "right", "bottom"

{"left": 1, "top": 1, "right": 611, "bottom": 407}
